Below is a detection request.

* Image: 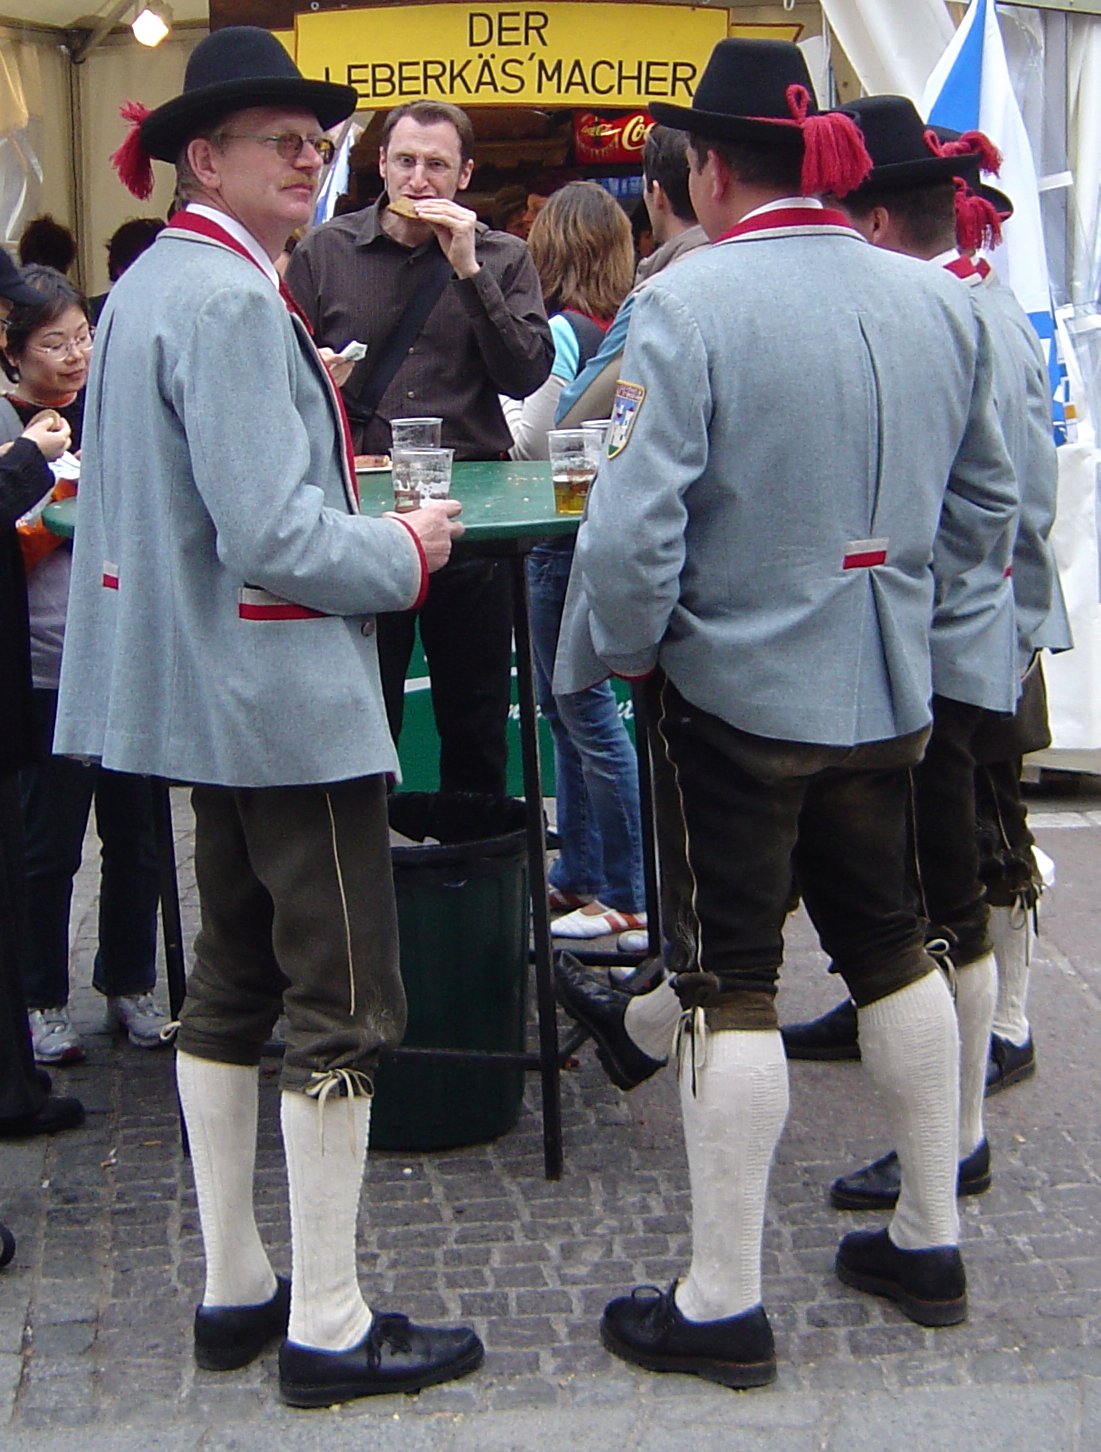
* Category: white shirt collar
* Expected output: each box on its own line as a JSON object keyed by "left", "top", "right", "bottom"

{"left": 740, "top": 196, "right": 825, "bottom": 223}
{"left": 930, "top": 247, "right": 963, "bottom": 270}
{"left": 186, "top": 204, "right": 280, "bottom": 287}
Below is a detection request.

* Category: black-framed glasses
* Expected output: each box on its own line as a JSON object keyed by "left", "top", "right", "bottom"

{"left": 222, "top": 131, "right": 336, "bottom": 164}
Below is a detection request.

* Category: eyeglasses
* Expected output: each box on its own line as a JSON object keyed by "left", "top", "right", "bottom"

{"left": 222, "top": 132, "right": 336, "bottom": 164}
{"left": 30, "top": 327, "right": 95, "bottom": 360}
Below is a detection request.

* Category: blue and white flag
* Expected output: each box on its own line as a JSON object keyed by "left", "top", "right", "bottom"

{"left": 313, "top": 120, "right": 356, "bottom": 227}
{"left": 921, "top": 0, "right": 1065, "bottom": 440}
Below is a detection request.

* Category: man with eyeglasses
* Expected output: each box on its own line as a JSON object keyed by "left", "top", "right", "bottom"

{"left": 54, "top": 28, "right": 483, "bottom": 1406}
{"left": 286, "top": 100, "right": 554, "bottom": 799}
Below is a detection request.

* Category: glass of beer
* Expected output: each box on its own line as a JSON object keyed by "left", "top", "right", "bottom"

{"left": 548, "top": 429, "right": 600, "bottom": 516}
{"left": 391, "top": 418, "right": 443, "bottom": 511}
{"left": 402, "top": 447, "right": 454, "bottom": 505}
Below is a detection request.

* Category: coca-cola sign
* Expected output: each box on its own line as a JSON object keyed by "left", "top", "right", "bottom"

{"left": 574, "top": 111, "right": 655, "bottom": 165}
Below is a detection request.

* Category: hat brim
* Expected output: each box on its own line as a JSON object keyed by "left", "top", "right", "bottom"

{"left": 141, "top": 77, "right": 357, "bottom": 162}
{"left": 854, "top": 154, "right": 968, "bottom": 191}
{"left": 650, "top": 100, "right": 804, "bottom": 147}
{"left": 0, "top": 276, "right": 49, "bottom": 306}
{"left": 979, "top": 181, "right": 1013, "bottom": 218}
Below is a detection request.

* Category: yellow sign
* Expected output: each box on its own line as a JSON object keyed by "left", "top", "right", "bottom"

{"left": 296, "top": 3, "right": 729, "bottom": 109}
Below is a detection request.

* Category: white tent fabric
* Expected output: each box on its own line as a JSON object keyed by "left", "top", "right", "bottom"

{"left": 818, "top": 0, "right": 954, "bottom": 103}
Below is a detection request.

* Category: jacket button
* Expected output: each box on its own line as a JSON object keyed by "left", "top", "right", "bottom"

{"left": 361, "top": 619, "right": 376, "bottom": 637}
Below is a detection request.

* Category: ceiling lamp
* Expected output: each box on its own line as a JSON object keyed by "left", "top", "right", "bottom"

{"left": 131, "top": 2, "right": 172, "bottom": 47}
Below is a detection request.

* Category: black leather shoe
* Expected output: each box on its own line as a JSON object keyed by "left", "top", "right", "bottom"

{"left": 278, "top": 1313, "right": 484, "bottom": 1406}
{"left": 0, "top": 1223, "right": 14, "bottom": 1269}
{"left": 836, "top": 1228, "right": 966, "bottom": 1326}
{"left": 986, "top": 1033, "right": 1035, "bottom": 1096}
{"left": 194, "top": 1276, "right": 291, "bottom": 1371}
{"left": 553, "top": 951, "right": 665, "bottom": 1091}
{"left": 830, "top": 1139, "right": 992, "bottom": 1210}
{"left": 780, "top": 998, "right": 860, "bottom": 1061}
{"left": 0, "top": 1095, "right": 85, "bottom": 1139}
{"left": 601, "top": 1283, "right": 776, "bottom": 1388}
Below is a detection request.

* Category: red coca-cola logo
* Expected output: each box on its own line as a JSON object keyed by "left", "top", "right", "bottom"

{"left": 574, "top": 111, "right": 655, "bottom": 164}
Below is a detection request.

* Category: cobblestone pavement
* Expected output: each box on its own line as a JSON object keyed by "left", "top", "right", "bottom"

{"left": 2, "top": 777, "right": 1100, "bottom": 1451}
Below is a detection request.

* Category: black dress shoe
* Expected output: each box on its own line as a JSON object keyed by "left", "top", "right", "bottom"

{"left": 0, "top": 1095, "right": 85, "bottom": 1140}
{"left": 0, "top": 1223, "right": 14, "bottom": 1269}
{"left": 986, "top": 1032, "right": 1035, "bottom": 1096}
{"left": 830, "top": 1139, "right": 992, "bottom": 1210}
{"left": 601, "top": 1283, "right": 776, "bottom": 1389}
{"left": 194, "top": 1275, "right": 291, "bottom": 1371}
{"left": 553, "top": 951, "right": 665, "bottom": 1091}
{"left": 278, "top": 1313, "right": 484, "bottom": 1406}
{"left": 836, "top": 1228, "right": 966, "bottom": 1327}
{"left": 780, "top": 998, "right": 860, "bottom": 1061}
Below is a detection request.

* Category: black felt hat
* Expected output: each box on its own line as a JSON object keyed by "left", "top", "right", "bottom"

{"left": 139, "top": 27, "right": 356, "bottom": 162}
{"left": 0, "top": 248, "right": 44, "bottom": 306}
{"left": 650, "top": 39, "right": 817, "bottom": 145}
{"left": 929, "top": 124, "right": 1013, "bottom": 217}
{"left": 650, "top": 39, "right": 872, "bottom": 197}
{"left": 842, "top": 95, "right": 998, "bottom": 190}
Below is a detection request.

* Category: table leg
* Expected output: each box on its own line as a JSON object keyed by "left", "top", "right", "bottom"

{"left": 510, "top": 557, "right": 563, "bottom": 1180}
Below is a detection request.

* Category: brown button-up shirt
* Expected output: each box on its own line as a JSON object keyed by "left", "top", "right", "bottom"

{"left": 285, "top": 199, "right": 553, "bottom": 459}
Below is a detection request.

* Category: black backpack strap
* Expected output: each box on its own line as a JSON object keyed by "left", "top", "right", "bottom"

{"left": 342, "top": 250, "right": 452, "bottom": 427}
{"left": 559, "top": 310, "right": 606, "bottom": 373}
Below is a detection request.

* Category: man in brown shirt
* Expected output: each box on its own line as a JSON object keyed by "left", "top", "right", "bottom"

{"left": 287, "top": 100, "right": 553, "bottom": 795}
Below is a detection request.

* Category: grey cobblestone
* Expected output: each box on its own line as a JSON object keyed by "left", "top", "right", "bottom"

{"left": 1, "top": 783, "right": 1100, "bottom": 1450}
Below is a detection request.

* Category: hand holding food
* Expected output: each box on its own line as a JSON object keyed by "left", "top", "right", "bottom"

{"left": 23, "top": 409, "right": 72, "bottom": 463}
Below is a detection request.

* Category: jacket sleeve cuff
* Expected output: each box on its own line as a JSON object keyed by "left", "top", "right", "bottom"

{"left": 603, "top": 650, "right": 658, "bottom": 681}
{"left": 386, "top": 514, "right": 430, "bottom": 609}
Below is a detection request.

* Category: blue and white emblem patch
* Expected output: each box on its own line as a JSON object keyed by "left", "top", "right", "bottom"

{"left": 607, "top": 380, "right": 646, "bottom": 457}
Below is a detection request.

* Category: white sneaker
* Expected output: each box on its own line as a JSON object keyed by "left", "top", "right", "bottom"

{"left": 106, "top": 993, "right": 169, "bottom": 1049}
{"left": 28, "top": 1007, "right": 85, "bottom": 1065}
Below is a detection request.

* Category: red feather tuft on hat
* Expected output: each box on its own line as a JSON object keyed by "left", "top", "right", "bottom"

{"left": 925, "top": 127, "right": 1002, "bottom": 176}
{"left": 787, "top": 86, "right": 872, "bottom": 198}
{"left": 954, "top": 177, "right": 1003, "bottom": 252}
{"left": 111, "top": 100, "right": 155, "bottom": 200}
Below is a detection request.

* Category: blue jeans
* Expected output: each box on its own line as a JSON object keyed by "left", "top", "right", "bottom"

{"left": 527, "top": 544, "right": 644, "bottom": 913}
{"left": 19, "top": 690, "right": 159, "bottom": 1009}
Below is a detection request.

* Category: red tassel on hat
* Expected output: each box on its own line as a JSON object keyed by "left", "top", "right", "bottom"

{"left": 111, "top": 101, "right": 155, "bottom": 200}
{"left": 925, "top": 127, "right": 1002, "bottom": 176}
{"left": 954, "top": 178, "right": 1003, "bottom": 252}
{"left": 787, "top": 85, "right": 873, "bottom": 198}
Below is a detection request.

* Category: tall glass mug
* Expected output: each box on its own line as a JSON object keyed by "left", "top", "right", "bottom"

{"left": 402, "top": 448, "right": 454, "bottom": 504}
{"left": 547, "top": 428, "right": 600, "bottom": 516}
{"left": 581, "top": 418, "right": 612, "bottom": 453}
{"left": 391, "top": 417, "right": 443, "bottom": 511}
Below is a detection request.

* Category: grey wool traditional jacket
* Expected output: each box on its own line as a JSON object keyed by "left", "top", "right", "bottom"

{"left": 55, "top": 224, "right": 428, "bottom": 788}
{"left": 554, "top": 211, "right": 1019, "bottom": 746}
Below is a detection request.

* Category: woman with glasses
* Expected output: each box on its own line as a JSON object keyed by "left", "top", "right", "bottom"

{"left": 3, "top": 265, "right": 165, "bottom": 1066}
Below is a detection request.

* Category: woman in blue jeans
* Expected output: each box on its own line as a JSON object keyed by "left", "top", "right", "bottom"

{"left": 503, "top": 182, "right": 645, "bottom": 940}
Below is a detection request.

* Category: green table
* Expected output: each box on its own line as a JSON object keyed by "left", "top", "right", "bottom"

{"left": 357, "top": 459, "right": 578, "bottom": 554}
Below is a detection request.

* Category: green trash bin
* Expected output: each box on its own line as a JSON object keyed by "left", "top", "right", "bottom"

{"left": 370, "top": 792, "right": 530, "bottom": 1152}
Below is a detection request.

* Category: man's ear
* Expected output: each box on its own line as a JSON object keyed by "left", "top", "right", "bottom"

{"left": 187, "top": 135, "right": 222, "bottom": 192}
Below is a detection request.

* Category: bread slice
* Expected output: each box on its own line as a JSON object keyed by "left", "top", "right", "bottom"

{"left": 387, "top": 195, "right": 421, "bottom": 220}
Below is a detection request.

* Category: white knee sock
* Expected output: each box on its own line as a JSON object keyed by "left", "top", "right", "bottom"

{"left": 858, "top": 972, "right": 960, "bottom": 1251}
{"left": 176, "top": 1051, "right": 277, "bottom": 1308}
{"left": 281, "top": 1089, "right": 373, "bottom": 1352}
{"left": 990, "top": 904, "right": 1032, "bottom": 1046}
{"left": 674, "top": 1027, "right": 789, "bottom": 1322}
{"left": 623, "top": 979, "right": 680, "bottom": 1062}
{"left": 956, "top": 951, "right": 997, "bottom": 1157}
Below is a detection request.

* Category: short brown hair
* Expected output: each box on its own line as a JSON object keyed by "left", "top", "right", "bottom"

{"left": 843, "top": 183, "right": 956, "bottom": 254}
{"left": 527, "top": 181, "right": 634, "bottom": 321}
{"left": 688, "top": 134, "right": 802, "bottom": 193}
{"left": 380, "top": 101, "right": 475, "bottom": 164}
